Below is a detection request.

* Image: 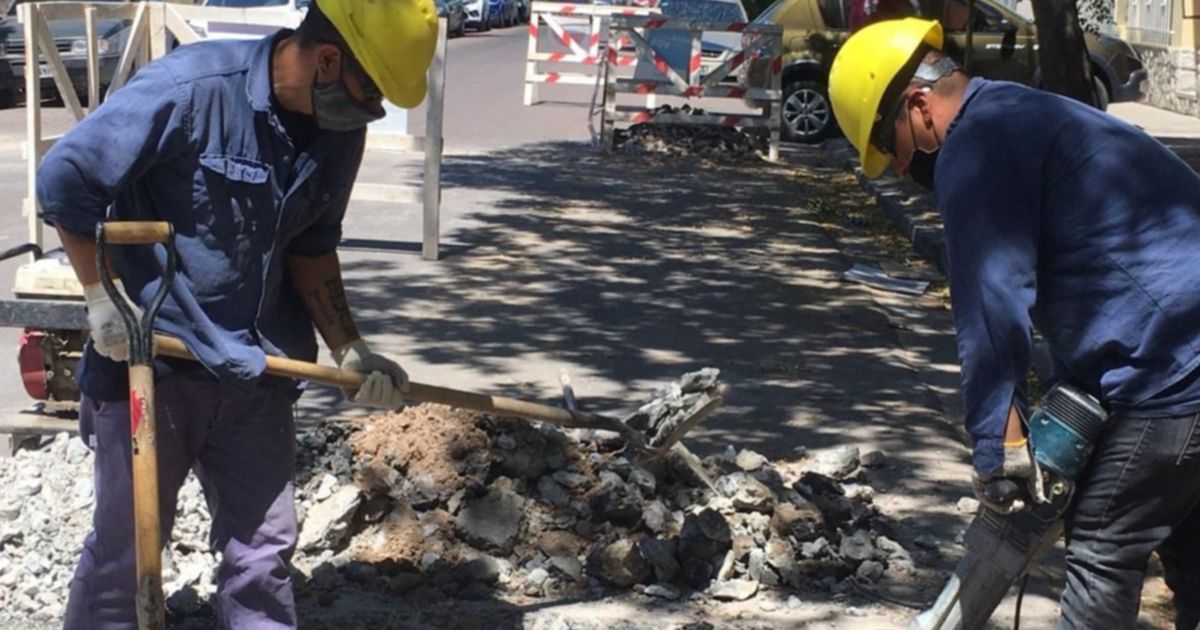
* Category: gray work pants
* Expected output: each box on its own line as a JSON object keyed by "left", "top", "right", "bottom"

{"left": 63, "top": 371, "right": 298, "bottom": 629}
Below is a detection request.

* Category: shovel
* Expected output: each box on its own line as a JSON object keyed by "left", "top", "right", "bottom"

{"left": 96, "top": 221, "right": 176, "bottom": 630}
{"left": 153, "top": 335, "right": 717, "bottom": 460}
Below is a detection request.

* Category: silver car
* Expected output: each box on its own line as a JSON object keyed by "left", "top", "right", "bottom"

{"left": 463, "top": 0, "right": 492, "bottom": 32}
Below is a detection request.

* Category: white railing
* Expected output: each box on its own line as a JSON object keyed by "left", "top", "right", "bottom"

{"left": 601, "top": 16, "right": 783, "bottom": 160}
{"left": 1124, "top": 0, "right": 1172, "bottom": 47}
{"left": 524, "top": 0, "right": 658, "bottom": 106}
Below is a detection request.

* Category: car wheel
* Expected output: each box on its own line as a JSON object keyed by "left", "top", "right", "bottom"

{"left": 1093, "top": 75, "right": 1110, "bottom": 111}
{"left": 782, "top": 79, "right": 834, "bottom": 144}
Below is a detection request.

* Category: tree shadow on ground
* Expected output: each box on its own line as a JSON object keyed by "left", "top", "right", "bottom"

{"left": 292, "top": 140, "right": 981, "bottom": 617}
{"left": 339, "top": 140, "right": 966, "bottom": 466}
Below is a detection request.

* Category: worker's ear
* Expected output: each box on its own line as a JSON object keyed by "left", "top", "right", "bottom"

{"left": 313, "top": 44, "right": 343, "bottom": 85}
{"left": 910, "top": 87, "right": 936, "bottom": 130}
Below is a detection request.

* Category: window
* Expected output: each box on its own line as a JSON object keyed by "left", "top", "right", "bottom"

{"left": 1126, "top": 0, "right": 1171, "bottom": 46}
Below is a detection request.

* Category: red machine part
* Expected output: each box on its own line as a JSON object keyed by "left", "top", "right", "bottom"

{"left": 18, "top": 328, "right": 49, "bottom": 400}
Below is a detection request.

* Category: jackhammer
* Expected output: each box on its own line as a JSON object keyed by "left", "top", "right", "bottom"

{"left": 910, "top": 384, "right": 1110, "bottom": 630}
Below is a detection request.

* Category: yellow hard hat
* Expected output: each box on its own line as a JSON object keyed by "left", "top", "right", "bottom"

{"left": 828, "top": 18, "right": 943, "bottom": 178}
{"left": 319, "top": 0, "right": 439, "bottom": 108}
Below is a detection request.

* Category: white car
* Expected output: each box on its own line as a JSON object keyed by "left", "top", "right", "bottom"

{"left": 189, "top": 0, "right": 309, "bottom": 41}
{"left": 463, "top": 0, "right": 492, "bottom": 32}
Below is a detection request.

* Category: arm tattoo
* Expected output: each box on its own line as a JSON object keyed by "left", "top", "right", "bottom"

{"left": 324, "top": 278, "right": 359, "bottom": 340}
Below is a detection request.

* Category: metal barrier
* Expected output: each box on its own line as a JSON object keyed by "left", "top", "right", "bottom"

{"left": 600, "top": 16, "right": 783, "bottom": 160}
{"left": 523, "top": 0, "right": 657, "bottom": 106}
{"left": 21, "top": 3, "right": 448, "bottom": 261}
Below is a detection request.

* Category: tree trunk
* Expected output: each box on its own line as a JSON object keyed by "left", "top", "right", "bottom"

{"left": 1029, "top": 0, "right": 1097, "bottom": 106}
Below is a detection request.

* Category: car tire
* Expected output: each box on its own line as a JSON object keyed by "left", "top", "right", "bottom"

{"left": 1093, "top": 75, "right": 1110, "bottom": 111}
{"left": 781, "top": 79, "right": 835, "bottom": 144}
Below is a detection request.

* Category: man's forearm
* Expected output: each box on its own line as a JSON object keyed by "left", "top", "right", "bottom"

{"left": 288, "top": 251, "right": 360, "bottom": 352}
{"left": 58, "top": 227, "right": 105, "bottom": 287}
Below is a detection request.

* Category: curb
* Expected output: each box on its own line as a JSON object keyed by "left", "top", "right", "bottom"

{"left": 821, "top": 139, "right": 950, "bottom": 275}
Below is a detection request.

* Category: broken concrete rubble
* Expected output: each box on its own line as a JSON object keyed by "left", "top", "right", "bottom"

{"left": 457, "top": 487, "right": 526, "bottom": 554}
{"left": 0, "top": 369, "right": 919, "bottom": 625}
{"left": 590, "top": 539, "right": 651, "bottom": 588}
{"left": 298, "top": 486, "right": 362, "bottom": 552}
{"left": 613, "top": 117, "right": 768, "bottom": 163}
{"left": 715, "top": 472, "right": 776, "bottom": 513}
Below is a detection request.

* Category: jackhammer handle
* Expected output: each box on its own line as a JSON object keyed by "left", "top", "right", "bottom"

{"left": 99, "top": 221, "right": 173, "bottom": 245}
{"left": 153, "top": 335, "right": 619, "bottom": 431}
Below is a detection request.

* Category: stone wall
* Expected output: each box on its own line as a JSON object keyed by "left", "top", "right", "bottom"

{"left": 1135, "top": 44, "right": 1200, "bottom": 116}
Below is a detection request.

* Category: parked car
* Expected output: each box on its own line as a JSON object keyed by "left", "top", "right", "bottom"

{"left": 514, "top": 0, "right": 531, "bottom": 23}
{"left": 464, "top": 0, "right": 492, "bottom": 32}
{"left": 438, "top": 0, "right": 468, "bottom": 37}
{"left": 487, "top": 0, "right": 519, "bottom": 27}
{"left": 749, "top": 0, "right": 1150, "bottom": 143}
{"left": 190, "top": 0, "right": 309, "bottom": 40}
{"left": 0, "top": 0, "right": 132, "bottom": 108}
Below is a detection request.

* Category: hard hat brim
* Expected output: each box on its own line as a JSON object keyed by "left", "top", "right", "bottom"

{"left": 860, "top": 144, "right": 892, "bottom": 179}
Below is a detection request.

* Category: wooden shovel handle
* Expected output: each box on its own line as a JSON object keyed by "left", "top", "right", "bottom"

{"left": 153, "top": 335, "right": 626, "bottom": 433}
{"left": 101, "top": 221, "right": 173, "bottom": 245}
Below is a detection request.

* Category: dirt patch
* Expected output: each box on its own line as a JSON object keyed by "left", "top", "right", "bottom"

{"left": 349, "top": 405, "right": 492, "bottom": 498}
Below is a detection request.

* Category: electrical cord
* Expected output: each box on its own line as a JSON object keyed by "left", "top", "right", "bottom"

{"left": 1013, "top": 574, "right": 1030, "bottom": 630}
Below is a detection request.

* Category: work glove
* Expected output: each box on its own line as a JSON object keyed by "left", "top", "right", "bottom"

{"left": 332, "top": 339, "right": 409, "bottom": 409}
{"left": 84, "top": 280, "right": 139, "bottom": 362}
{"left": 972, "top": 438, "right": 1048, "bottom": 514}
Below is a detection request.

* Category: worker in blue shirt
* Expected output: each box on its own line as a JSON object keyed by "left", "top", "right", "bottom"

{"left": 36, "top": 0, "right": 437, "bottom": 627}
{"left": 829, "top": 18, "right": 1200, "bottom": 628}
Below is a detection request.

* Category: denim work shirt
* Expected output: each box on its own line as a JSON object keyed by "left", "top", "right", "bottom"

{"left": 934, "top": 78, "right": 1200, "bottom": 475}
{"left": 37, "top": 32, "right": 366, "bottom": 401}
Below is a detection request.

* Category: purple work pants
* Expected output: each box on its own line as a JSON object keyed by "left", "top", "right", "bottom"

{"left": 63, "top": 371, "right": 299, "bottom": 629}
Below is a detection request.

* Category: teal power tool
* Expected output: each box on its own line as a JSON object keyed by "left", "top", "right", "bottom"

{"left": 910, "top": 384, "right": 1110, "bottom": 630}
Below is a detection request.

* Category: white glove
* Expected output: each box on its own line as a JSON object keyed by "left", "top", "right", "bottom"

{"left": 972, "top": 438, "right": 1048, "bottom": 514}
{"left": 84, "top": 280, "right": 140, "bottom": 362}
{"left": 332, "top": 339, "right": 409, "bottom": 409}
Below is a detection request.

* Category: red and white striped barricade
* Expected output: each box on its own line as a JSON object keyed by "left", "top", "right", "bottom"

{"left": 600, "top": 16, "right": 783, "bottom": 161}
{"left": 523, "top": 1, "right": 658, "bottom": 106}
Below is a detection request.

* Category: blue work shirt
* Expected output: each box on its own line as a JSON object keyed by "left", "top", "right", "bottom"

{"left": 37, "top": 31, "right": 367, "bottom": 401}
{"left": 934, "top": 78, "right": 1200, "bottom": 475}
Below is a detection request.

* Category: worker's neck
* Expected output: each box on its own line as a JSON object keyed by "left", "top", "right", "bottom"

{"left": 930, "top": 76, "right": 969, "bottom": 132}
{"left": 272, "top": 36, "right": 315, "bottom": 116}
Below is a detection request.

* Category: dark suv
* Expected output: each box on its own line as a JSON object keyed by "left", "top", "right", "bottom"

{"left": 751, "top": 0, "right": 1149, "bottom": 142}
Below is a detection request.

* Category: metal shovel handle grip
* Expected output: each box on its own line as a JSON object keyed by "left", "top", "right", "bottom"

{"left": 95, "top": 221, "right": 177, "bottom": 367}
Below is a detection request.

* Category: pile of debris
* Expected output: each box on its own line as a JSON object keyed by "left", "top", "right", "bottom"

{"left": 284, "top": 369, "right": 913, "bottom": 609}
{"left": 0, "top": 369, "right": 915, "bottom": 624}
{"left": 613, "top": 107, "right": 767, "bottom": 162}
